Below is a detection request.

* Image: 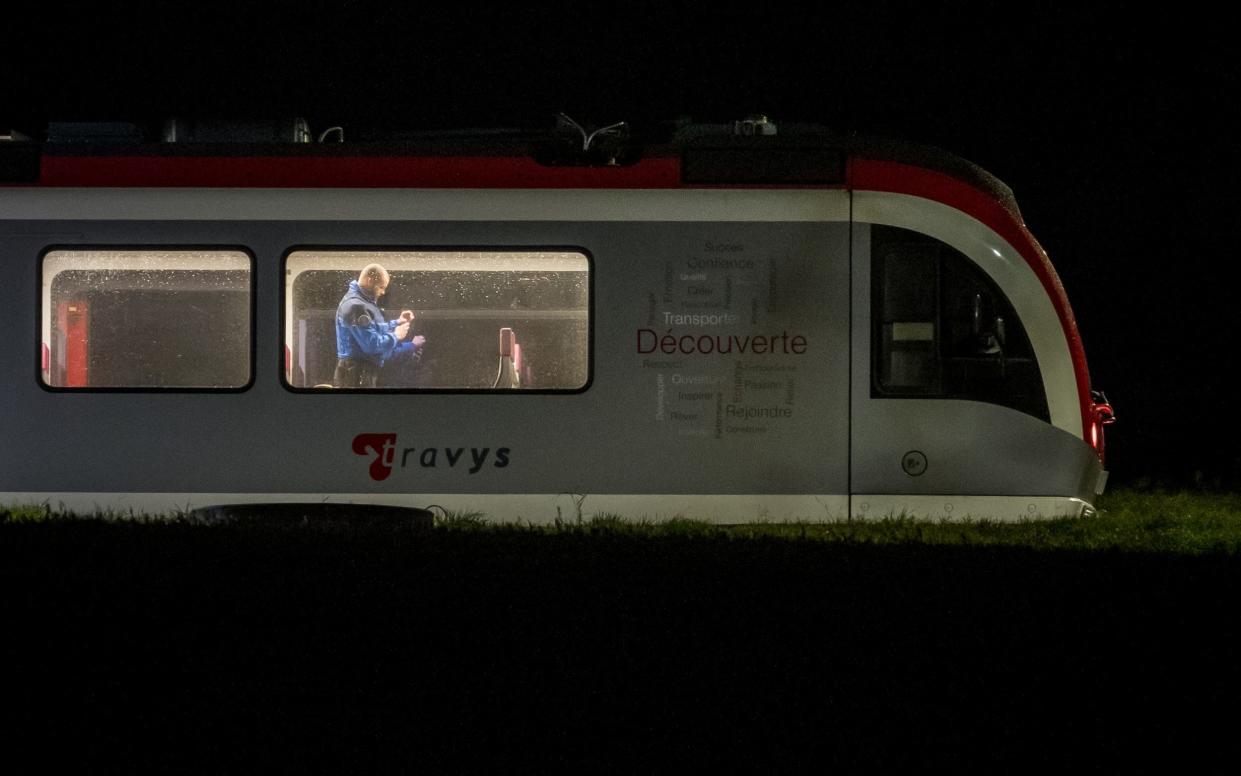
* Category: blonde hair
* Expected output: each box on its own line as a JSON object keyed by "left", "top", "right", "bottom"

{"left": 358, "top": 263, "right": 390, "bottom": 290}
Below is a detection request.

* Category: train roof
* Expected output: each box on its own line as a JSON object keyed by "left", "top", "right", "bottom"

{"left": 0, "top": 118, "right": 1020, "bottom": 217}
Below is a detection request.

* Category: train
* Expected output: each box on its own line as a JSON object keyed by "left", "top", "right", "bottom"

{"left": 0, "top": 117, "right": 1114, "bottom": 521}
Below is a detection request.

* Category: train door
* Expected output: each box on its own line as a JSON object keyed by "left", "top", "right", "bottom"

{"left": 849, "top": 193, "right": 1099, "bottom": 519}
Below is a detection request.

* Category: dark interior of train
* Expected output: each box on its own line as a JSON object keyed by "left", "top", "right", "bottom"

{"left": 47, "top": 269, "right": 250, "bottom": 389}
{"left": 871, "top": 225, "right": 1050, "bottom": 421}
{"left": 290, "top": 268, "right": 589, "bottom": 390}
{"left": 43, "top": 255, "right": 591, "bottom": 391}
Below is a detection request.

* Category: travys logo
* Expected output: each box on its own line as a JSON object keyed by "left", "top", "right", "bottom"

{"left": 353, "top": 433, "right": 397, "bottom": 481}
{"left": 352, "top": 433, "right": 511, "bottom": 481}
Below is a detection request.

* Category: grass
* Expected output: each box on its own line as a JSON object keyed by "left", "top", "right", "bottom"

{"left": 4, "top": 489, "right": 1240, "bottom": 770}
{"left": 404, "top": 490, "right": 1241, "bottom": 555}
{"left": 721, "top": 489, "right": 1241, "bottom": 554}
{"left": 7, "top": 489, "right": 1241, "bottom": 555}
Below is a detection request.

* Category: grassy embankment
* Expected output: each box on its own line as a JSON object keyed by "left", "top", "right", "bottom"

{"left": 4, "top": 488, "right": 1240, "bottom": 769}
{"left": 5, "top": 488, "right": 1241, "bottom": 555}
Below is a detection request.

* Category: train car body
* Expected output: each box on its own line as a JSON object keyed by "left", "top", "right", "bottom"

{"left": 0, "top": 121, "right": 1113, "bottom": 521}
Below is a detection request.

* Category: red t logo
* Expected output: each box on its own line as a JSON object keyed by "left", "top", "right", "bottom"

{"left": 352, "top": 433, "right": 397, "bottom": 481}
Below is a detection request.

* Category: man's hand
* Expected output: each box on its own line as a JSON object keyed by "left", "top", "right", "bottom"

{"left": 394, "top": 321, "right": 411, "bottom": 341}
{"left": 399, "top": 310, "right": 415, "bottom": 323}
{"left": 411, "top": 335, "right": 426, "bottom": 348}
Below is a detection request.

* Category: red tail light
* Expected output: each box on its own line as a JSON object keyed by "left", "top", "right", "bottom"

{"left": 1089, "top": 390, "right": 1115, "bottom": 464}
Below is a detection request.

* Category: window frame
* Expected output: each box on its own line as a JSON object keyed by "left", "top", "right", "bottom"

{"left": 869, "top": 227, "right": 1050, "bottom": 421}
{"left": 37, "top": 245, "right": 258, "bottom": 393}
{"left": 279, "top": 244, "right": 596, "bottom": 395}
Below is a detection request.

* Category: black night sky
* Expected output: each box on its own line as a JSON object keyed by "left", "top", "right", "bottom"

{"left": 5, "top": 5, "right": 1238, "bottom": 486}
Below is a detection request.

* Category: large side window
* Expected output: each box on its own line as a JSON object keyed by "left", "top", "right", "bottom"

{"left": 871, "top": 225, "right": 1048, "bottom": 421}
{"left": 285, "top": 250, "right": 590, "bottom": 391}
{"left": 40, "top": 250, "right": 252, "bottom": 389}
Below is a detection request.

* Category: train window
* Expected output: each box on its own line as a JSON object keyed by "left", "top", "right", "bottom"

{"left": 871, "top": 226, "right": 1049, "bottom": 421}
{"left": 285, "top": 250, "right": 590, "bottom": 391}
{"left": 40, "top": 250, "right": 252, "bottom": 389}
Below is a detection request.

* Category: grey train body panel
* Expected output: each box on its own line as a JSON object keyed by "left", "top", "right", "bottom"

{"left": 0, "top": 187, "right": 1101, "bottom": 521}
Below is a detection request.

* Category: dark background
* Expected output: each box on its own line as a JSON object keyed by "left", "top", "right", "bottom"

{"left": 4, "top": 8, "right": 1240, "bottom": 766}
{"left": 4, "top": 4, "right": 1237, "bottom": 487}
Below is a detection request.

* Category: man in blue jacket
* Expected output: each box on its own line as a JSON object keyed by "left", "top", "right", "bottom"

{"left": 333, "top": 263, "right": 426, "bottom": 388}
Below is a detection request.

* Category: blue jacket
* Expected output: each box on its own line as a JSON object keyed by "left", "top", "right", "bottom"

{"left": 335, "top": 280, "right": 417, "bottom": 365}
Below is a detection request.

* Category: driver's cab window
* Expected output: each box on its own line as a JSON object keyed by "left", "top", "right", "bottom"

{"left": 871, "top": 225, "right": 1048, "bottom": 421}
